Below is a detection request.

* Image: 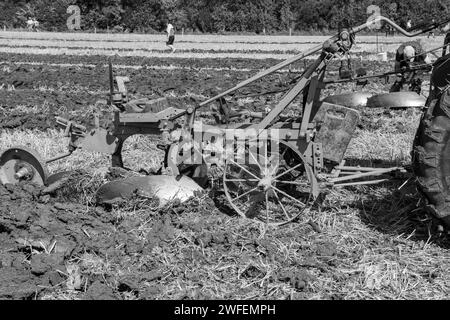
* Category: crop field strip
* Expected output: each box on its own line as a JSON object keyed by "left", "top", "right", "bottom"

{"left": 0, "top": 46, "right": 425, "bottom": 60}
{"left": 1, "top": 59, "right": 374, "bottom": 74}
{"left": 0, "top": 48, "right": 397, "bottom": 61}
{"left": 0, "top": 31, "right": 444, "bottom": 42}
{"left": 0, "top": 36, "right": 430, "bottom": 45}
{"left": 0, "top": 32, "right": 444, "bottom": 61}
{"left": 0, "top": 38, "right": 430, "bottom": 52}
{"left": 0, "top": 51, "right": 399, "bottom": 71}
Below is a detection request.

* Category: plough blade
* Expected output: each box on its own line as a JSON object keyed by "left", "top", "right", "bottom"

{"left": 96, "top": 175, "right": 204, "bottom": 206}
{"left": 322, "top": 92, "right": 373, "bottom": 109}
{"left": 367, "top": 92, "right": 426, "bottom": 109}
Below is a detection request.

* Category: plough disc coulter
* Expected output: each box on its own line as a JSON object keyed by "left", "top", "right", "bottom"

{"left": 323, "top": 91, "right": 426, "bottom": 109}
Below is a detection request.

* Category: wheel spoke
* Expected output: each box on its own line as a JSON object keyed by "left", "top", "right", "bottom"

{"left": 224, "top": 178, "right": 259, "bottom": 183}
{"left": 231, "top": 186, "right": 259, "bottom": 202}
{"left": 273, "top": 163, "right": 303, "bottom": 180}
{"left": 248, "top": 149, "right": 263, "bottom": 172}
{"left": 272, "top": 190, "right": 291, "bottom": 220}
{"left": 281, "top": 147, "right": 288, "bottom": 158}
{"left": 268, "top": 154, "right": 281, "bottom": 175}
{"left": 264, "top": 142, "right": 268, "bottom": 172}
{"left": 275, "top": 180, "right": 310, "bottom": 187}
{"left": 272, "top": 185, "right": 307, "bottom": 209}
{"left": 228, "top": 159, "right": 260, "bottom": 180}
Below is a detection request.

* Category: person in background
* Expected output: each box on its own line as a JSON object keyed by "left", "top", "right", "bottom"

{"left": 165, "top": 22, "right": 176, "bottom": 53}
{"left": 390, "top": 41, "right": 431, "bottom": 93}
{"left": 26, "top": 17, "right": 34, "bottom": 31}
{"left": 406, "top": 19, "right": 412, "bottom": 30}
{"left": 32, "top": 18, "right": 39, "bottom": 32}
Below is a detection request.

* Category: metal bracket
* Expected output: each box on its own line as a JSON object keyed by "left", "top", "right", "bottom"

{"left": 300, "top": 76, "right": 319, "bottom": 138}
{"left": 303, "top": 142, "right": 323, "bottom": 175}
{"left": 330, "top": 166, "right": 408, "bottom": 187}
{"left": 312, "top": 142, "right": 323, "bottom": 175}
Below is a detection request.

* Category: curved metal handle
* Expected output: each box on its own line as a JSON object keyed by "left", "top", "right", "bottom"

{"left": 186, "top": 15, "right": 447, "bottom": 117}
{"left": 354, "top": 15, "right": 448, "bottom": 37}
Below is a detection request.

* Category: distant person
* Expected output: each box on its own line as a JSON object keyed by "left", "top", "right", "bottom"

{"left": 385, "top": 25, "right": 395, "bottom": 37}
{"left": 27, "top": 18, "right": 38, "bottom": 32}
{"left": 33, "top": 19, "right": 39, "bottom": 32}
{"left": 390, "top": 41, "right": 431, "bottom": 93}
{"left": 406, "top": 19, "right": 412, "bottom": 30}
{"left": 26, "top": 17, "right": 34, "bottom": 31}
{"left": 385, "top": 25, "right": 392, "bottom": 37}
{"left": 165, "top": 22, "right": 176, "bottom": 53}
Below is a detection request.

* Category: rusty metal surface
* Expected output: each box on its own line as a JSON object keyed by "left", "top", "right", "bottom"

{"left": 366, "top": 92, "right": 426, "bottom": 108}
{"left": 312, "top": 102, "right": 360, "bottom": 164}
{"left": 119, "top": 107, "right": 185, "bottom": 123}
{"left": 96, "top": 175, "right": 203, "bottom": 206}
{"left": 75, "top": 128, "right": 120, "bottom": 155}
{"left": 124, "top": 97, "right": 170, "bottom": 113}
{"left": 0, "top": 146, "right": 49, "bottom": 186}
{"left": 330, "top": 166, "right": 407, "bottom": 187}
{"left": 322, "top": 92, "right": 373, "bottom": 109}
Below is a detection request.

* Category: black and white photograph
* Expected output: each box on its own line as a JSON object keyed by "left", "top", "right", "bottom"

{"left": 0, "top": 0, "right": 448, "bottom": 306}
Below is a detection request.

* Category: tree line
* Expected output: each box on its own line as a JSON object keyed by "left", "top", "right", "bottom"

{"left": 0, "top": 0, "right": 448, "bottom": 33}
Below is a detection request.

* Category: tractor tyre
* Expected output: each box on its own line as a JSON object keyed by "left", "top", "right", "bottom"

{"left": 413, "top": 88, "right": 450, "bottom": 228}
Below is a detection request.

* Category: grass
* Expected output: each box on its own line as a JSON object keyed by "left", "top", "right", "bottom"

{"left": 347, "top": 109, "right": 422, "bottom": 165}
{"left": 0, "top": 38, "right": 438, "bottom": 54}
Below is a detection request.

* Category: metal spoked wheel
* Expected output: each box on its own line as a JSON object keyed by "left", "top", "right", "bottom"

{"left": 223, "top": 139, "right": 316, "bottom": 226}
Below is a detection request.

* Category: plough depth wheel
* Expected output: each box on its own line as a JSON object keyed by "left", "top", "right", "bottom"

{"left": 223, "top": 140, "right": 316, "bottom": 226}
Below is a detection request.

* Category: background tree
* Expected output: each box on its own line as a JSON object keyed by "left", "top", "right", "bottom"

{"left": 1, "top": 0, "right": 449, "bottom": 33}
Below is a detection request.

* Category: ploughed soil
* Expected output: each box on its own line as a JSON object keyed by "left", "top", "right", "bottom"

{"left": 0, "top": 179, "right": 186, "bottom": 300}
{"left": 0, "top": 181, "right": 119, "bottom": 299}
{"left": 0, "top": 178, "right": 340, "bottom": 300}
{"left": 0, "top": 53, "right": 395, "bottom": 131}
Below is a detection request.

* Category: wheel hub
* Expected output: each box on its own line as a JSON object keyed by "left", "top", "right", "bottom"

{"left": 258, "top": 176, "right": 273, "bottom": 190}
{"left": 258, "top": 168, "right": 276, "bottom": 190}
{"left": 14, "top": 163, "right": 35, "bottom": 181}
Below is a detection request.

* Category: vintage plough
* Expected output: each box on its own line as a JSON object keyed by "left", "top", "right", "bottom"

{"left": 2, "top": 16, "right": 450, "bottom": 227}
